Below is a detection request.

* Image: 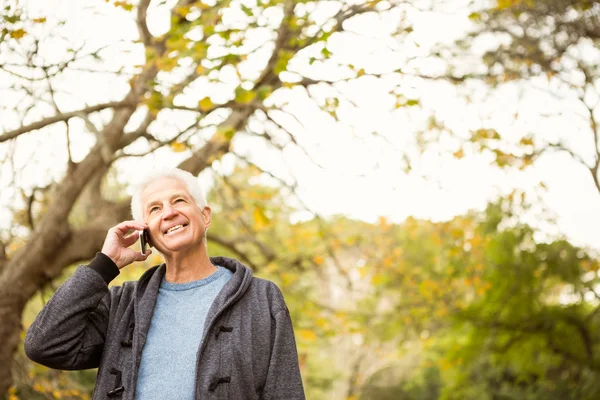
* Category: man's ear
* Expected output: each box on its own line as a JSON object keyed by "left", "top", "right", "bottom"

{"left": 202, "top": 206, "right": 212, "bottom": 229}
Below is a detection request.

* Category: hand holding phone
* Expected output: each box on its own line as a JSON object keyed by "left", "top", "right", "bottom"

{"left": 101, "top": 221, "right": 150, "bottom": 269}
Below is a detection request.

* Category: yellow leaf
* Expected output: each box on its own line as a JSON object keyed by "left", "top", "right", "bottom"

{"left": 371, "top": 274, "right": 386, "bottom": 286}
{"left": 519, "top": 136, "right": 534, "bottom": 146}
{"left": 170, "top": 142, "right": 187, "bottom": 152}
{"left": 497, "top": 0, "right": 521, "bottom": 9}
{"left": 156, "top": 57, "right": 178, "bottom": 72}
{"left": 313, "top": 255, "right": 324, "bottom": 265}
{"left": 453, "top": 149, "right": 464, "bottom": 159}
{"left": 198, "top": 97, "right": 213, "bottom": 111}
{"left": 234, "top": 88, "right": 256, "bottom": 104}
{"left": 315, "top": 318, "right": 328, "bottom": 328}
{"left": 253, "top": 207, "right": 270, "bottom": 229}
{"left": 10, "top": 29, "right": 26, "bottom": 39}
{"left": 216, "top": 126, "right": 236, "bottom": 140}
{"left": 297, "top": 329, "right": 317, "bottom": 341}
{"left": 33, "top": 17, "right": 47, "bottom": 23}
{"left": 114, "top": 1, "right": 134, "bottom": 11}
{"left": 357, "top": 68, "right": 365, "bottom": 77}
{"left": 175, "top": 6, "right": 191, "bottom": 16}
{"left": 468, "top": 12, "right": 481, "bottom": 21}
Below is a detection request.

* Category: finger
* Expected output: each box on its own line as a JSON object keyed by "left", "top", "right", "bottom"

{"left": 112, "top": 221, "right": 148, "bottom": 236}
{"left": 122, "top": 231, "right": 140, "bottom": 247}
{"left": 136, "top": 249, "right": 152, "bottom": 261}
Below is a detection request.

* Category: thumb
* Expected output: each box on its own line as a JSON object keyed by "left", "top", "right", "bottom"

{"left": 136, "top": 248, "right": 152, "bottom": 262}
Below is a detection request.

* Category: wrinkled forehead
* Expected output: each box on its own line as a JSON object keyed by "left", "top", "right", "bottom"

{"left": 140, "top": 177, "right": 191, "bottom": 206}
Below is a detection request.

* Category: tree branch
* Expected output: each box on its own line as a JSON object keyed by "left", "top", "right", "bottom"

{"left": 0, "top": 101, "right": 135, "bottom": 143}
{"left": 137, "top": 0, "right": 153, "bottom": 47}
{"left": 206, "top": 232, "right": 260, "bottom": 271}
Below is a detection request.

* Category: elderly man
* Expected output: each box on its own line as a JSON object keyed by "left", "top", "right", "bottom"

{"left": 25, "top": 168, "right": 305, "bottom": 399}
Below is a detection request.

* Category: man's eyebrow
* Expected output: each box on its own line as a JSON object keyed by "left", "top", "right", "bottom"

{"left": 170, "top": 192, "right": 190, "bottom": 200}
{"left": 146, "top": 199, "right": 161, "bottom": 210}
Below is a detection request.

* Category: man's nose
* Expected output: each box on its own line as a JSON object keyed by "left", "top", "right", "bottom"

{"left": 161, "top": 204, "right": 178, "bottom": 219}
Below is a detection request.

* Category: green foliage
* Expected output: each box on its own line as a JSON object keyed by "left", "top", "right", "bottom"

{"left": 14, "top": 170, "right": 600, "bottom": 399}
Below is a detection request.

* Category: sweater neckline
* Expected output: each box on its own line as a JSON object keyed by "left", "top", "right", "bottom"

{"left": 160, "top": 266, "right": 225, "bottom": 291}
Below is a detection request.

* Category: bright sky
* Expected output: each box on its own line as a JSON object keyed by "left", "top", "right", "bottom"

{"left": 2, "top": 0, "right": 600, "bottom": 253}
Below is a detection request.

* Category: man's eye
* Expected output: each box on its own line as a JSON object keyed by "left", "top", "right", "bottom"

{"left": 149, "top": 206, "right": 160, "bottom": 213}
{"left": 174, "top": 198, "right": 185, "bottom": 204}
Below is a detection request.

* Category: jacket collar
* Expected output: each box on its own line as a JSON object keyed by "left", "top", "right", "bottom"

{"left": 132, "top": 257, "right": 253, "bottom": 349}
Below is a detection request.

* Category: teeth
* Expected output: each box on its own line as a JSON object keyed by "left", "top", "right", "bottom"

{"left": 167, "top": 224, "right": 183, "bottom": 234}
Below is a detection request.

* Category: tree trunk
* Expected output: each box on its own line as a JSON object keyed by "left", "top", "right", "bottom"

{"left": 0, "top": 292, "right": 29, "bottom": 396}
{"left": 0, "top": 199, "right": 131, "bottom": 395}
{"left": 0, "top": 111, "right": 249, "bottom": 396}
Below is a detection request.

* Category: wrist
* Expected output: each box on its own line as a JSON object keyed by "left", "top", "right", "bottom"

{"left": 89, "top": 253, "right": 120, "bottom": 283}
{"left": 100, "top": 250, "right": 126, "bottom": 269}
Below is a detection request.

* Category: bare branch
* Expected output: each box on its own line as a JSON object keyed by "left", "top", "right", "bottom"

{"left": 42, "top": 66, "right": 74, "bottom": 165}
{"left": 137, "top": 0, "right": 153, "bottom": 47}
{"left": 120, "top": 111, "right": 157, "bottom": 148}
{"left": 178, "top": 107, "right": 255, "bottom": 175}
{"left": 0, "top": 101, "right": 135, "bottom": 143}
{"left": 115, "top": 117, "right": 202, "bottom": 159}
{"left": 206, "top": 232, "right": 260, "bottom": 271}
{"left": 262, "top": 108, "right": 326, "bottom": 169}
{"left": 253, "top": 0, "right": 296, "bottom": 88}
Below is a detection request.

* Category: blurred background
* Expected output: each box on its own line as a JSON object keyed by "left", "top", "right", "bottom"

{"left": 1, "top": 0, "right": 600, "bottom": 398}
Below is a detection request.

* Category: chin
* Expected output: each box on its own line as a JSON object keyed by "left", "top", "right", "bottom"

{"left": 161, "top": 238, "right": 200, "bottom": 253}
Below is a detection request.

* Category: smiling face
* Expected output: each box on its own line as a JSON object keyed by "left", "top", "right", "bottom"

{"left": 140, "top": 177, "right": 211, "bottom": 256}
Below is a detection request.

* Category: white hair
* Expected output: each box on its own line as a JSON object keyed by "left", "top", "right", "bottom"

{"left": 130, "top": 168, "right": 208, "bottom": 222}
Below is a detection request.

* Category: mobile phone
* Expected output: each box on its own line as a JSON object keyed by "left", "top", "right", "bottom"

{"left": 140, "top": 229, "right": 150, "bottom": 254}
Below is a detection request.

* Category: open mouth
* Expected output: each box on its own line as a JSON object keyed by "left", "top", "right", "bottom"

{"left": 164, "top": 223, "right": 188, "bottom": 235}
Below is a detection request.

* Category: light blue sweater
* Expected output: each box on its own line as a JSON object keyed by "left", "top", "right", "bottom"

{"left": 135, "top": 266, "right": 233, "bottom": 400}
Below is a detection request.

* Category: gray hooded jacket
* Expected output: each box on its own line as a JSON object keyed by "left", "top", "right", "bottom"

{"left": 25, "top": 253, "right": 305, "bottom": 399}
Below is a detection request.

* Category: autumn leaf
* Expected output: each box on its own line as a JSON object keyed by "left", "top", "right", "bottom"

{"left": 156, "top": 56, "right": 178, "bottom": 72}
{"left": 257, "top": 85, "right": 273, "bottom": 101}
{"left": 519, "top": 136, "right": 534, "bottom": 146}
{"left": 453, "top": 149, "right": 465, "bottom": 159}
{"left": 274, "top": 50, "right": 294, "bottom": 74}
{"left": 195, "top": 65, "right": 206, "bottom": 75}
{"left": 9, "top": 29, "right": 26, "bottom": 39}
{"left": 113, "top": 1, "right": 134, "bottom": 11}
{"left": 198, "top": 97, "right": 213, "bottom": 111}
{"left": 468, "top": 12, "right": 481, "bottom": 21}
{"left": 170, "top": 142, "right": 187, "bottom": 152}
{"left": 216, "top": 126, "right": 236, "bottom": 140}
{"left": 175, "top": 6, "right": 191, "bottom": 16}
{"left": 234, "top": 87, "right": 256, "bottom": 104}
{"left": 297, "top": 329, "right": 317, "bottom": 341}
{"left": 253, "top": 206, "right": 270, "bottom": 229}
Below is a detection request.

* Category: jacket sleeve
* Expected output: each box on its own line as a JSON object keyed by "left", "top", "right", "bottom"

{"left": 24, "top": 252, "right": 120, "bottom": 370}
{"left": 262, "top": 293, "right": 306, "bottom": 399}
